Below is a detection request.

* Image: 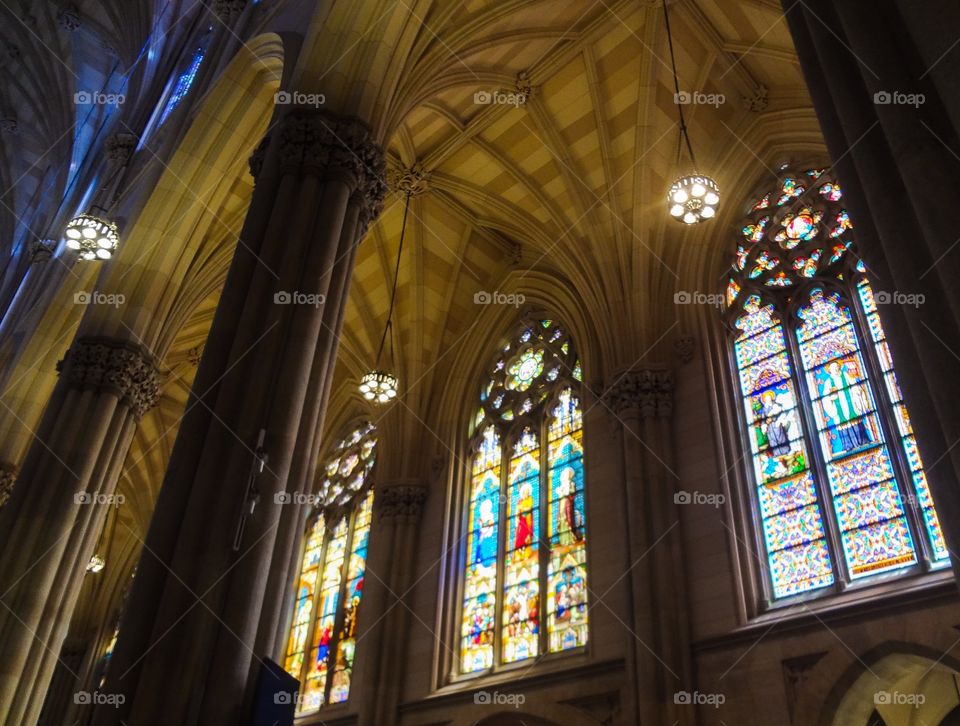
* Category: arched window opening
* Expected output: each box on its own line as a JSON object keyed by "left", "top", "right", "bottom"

{"left": 283, "top": 422, "right": 376, "bottom": 712}
{"left": 725, "top": 166, "right": 948, "bottom": 604}
{"left": 460, "top": 319, "right": 588, "bottom": 675}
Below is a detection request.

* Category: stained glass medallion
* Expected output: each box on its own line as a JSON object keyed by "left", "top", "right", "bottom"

{"left": 725, "top": 165, "right": 949, "bottom": 603}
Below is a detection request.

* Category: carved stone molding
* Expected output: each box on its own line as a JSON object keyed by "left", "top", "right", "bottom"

{"left": 57, "top": 4, "right": 81, "bottom": 31}
{"left": 214, "top": 0, "right": 247, "bottom": 22}
{"left": 0, "top": 462, "right": 16, "bottom": 508}
{"left": 248, "top": 135, "right": 269, "bottom": 180}
{"left": 745, "top": 84, "right": 769, "bottom": 112}
{"left": 106, "top": 132, "right": 137, "bottom": 165}
{"left": 57, "top": 337, "right": 161, "bottom": 419}
{"left": 376, "top": 484, "right": 428, "bottom": 520}
{"left": 275, "top": 111, "right": 387, "bottom": 231}
{"left": 390, "top": 161, "right": 430, "bottom": 196}
{"left": 603, "top": 369, "right": 674, "bottom": 420}
{"left": 673, "top": 334, "right": 696, "bottom": 365}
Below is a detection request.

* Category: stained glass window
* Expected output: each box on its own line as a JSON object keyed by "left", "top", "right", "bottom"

{"left": 283, "top": 422, "right": 376, "bottom": 712}
{"left": 726, "top": 166, "right": 948, "bottom": 603}
{"left": 460, "top": 319, "right": 587, "bottom": 674}
{"left": 158, "top": 47, "right": 205, "bottom": 126}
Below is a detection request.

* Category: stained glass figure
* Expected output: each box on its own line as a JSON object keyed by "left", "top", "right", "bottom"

{"left": 283, "top": 422, "right": 377, "bottom": 713}
{"left": 461, "top": 319, "right": 587, "bottom": 674}
{"left": 725, "top": 166, "right": 948, "bottom": 603}
{"left": 158, "top": 47, "right": 205, "bottom": 126}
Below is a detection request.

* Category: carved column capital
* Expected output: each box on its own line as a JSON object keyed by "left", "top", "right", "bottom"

{"left": 57, "top": 337, "right": 161, "bottom": 419}
{"left": 214, "top": 0, "right": 246, "bottom": 22}
{"left": 0, "top": 462, "right": 16, "bottom": 507}
{"left": 603, "top": 369, "right": 674, "bottom": 420}
{"left": 106, "top": 132, "right": 137, "bottom": 165}
{"left": 376, "top": 483, "right": 428, "bottom": 520}
{"left": 57, "top": 4, "right": 81, "bottom": 31}
{"left": 275, "top": 111, "right": 387, "bottom": 232}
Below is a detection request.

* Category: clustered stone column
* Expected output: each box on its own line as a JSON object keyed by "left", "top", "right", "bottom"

{"left": 605, "top": 368, "right": 694, "bottom": 726}
{"left": 782, "top": 0, "right": 960, "bottom": 572}
{"left": 90, "top": 108, "right": 385, "bottom": 726}
{"left": 354, "top": 482, "right": 428, "bottom": 726}
{"left": 0, "top": 337, "right": 159, "bottom": 726}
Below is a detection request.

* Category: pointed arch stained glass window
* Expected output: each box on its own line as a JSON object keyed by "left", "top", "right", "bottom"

{"left": 283, "top": 422, "right": 376, "bottom": 712}
{"left": 460, "top": 319, "right": 588, "bottom": 674}
{"left": 726, "top": 166, "right": 948, "bottom": 603}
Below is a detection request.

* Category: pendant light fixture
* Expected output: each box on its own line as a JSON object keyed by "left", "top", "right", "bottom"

{"left": 360, "top": 191, "right": 411, "bottom": 404}
{"left": 663, "top": 0, "right": 720, "bottom": 225}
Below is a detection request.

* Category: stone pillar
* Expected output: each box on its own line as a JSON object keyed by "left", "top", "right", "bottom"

{"left": 605, "top": 369, "right": 693, "bottom": 726}
{"left": 356, "top": 482, "right": 428, "bottom": 726}
{"left": 782, "top": 0, "right": 960, "bottom": 575}
{"left": 0, "top": 338, "right": 159, "bottom": 726}
{"left": 90, "top": 108, "right": 385, "bottom": 726}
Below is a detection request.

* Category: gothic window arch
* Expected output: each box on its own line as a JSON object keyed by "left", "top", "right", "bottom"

{"left": 725, "top": 165, "right": 948, "bottom": 604}
{"left": 459, "top": 318, "right": 588, "bottom": 675}
{"left": 283, "top": 421, "right": 377, "bottom": 712}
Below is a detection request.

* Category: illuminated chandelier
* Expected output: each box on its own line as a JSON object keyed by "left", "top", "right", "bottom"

{"left": 64, "top": 210, "right": 119, "bottom": 260}
{"left": 360, "top": 190, "right": 411, "bottom": 404}
{"left": 86, "top": 554, "right": 106, "bottom": 573}
{"left": 662, "top": 0, "right": 720, "bottom": 225}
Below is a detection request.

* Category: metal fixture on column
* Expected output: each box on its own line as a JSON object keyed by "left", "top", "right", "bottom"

{"left": 663, "top": 0, "right": 720, "bottom": 225}
{"left": 359, "top": 190, "right": 410, "bottom": 404}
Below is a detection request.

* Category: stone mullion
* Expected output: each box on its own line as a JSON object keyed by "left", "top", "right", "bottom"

{"left": 0, "top": 338, "right": 159, "bottom": 726}
{"left": 365, "top": 484, "right": 427, "bottom": 726}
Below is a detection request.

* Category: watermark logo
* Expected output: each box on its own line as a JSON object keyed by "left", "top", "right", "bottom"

{"left": 274, "top": 291, "right": 326, "bottom": 307}
{"left": 674, "top": 490, "right": 725, "bottom": 508}
{"left": 74, "top": 91, "right": 125, "bottom": 106}
{"left": 873, "top": 290, "right": 924, "bottom": 308}
{"left": 474, "top": 690, "right": 526, "bottom": 708}
{"left": 74, "top": 691, "right": 125, "bottom": 707}
{"left": 675, "top": 91, "right": 725, "bottom": 108}
{"left": 473, "top": 89, "right": 528, "bottom": 108}
{"left": 674, "top": 690, "right": 725, "bottom": 708}
{"left": 274, "top": 91, "right": 326, "bottom": 108}
{"left": 874, "top": 690, "right": 925, "bottom": 708}
{"left": 74, "top": 492, "right": 125, "bottom": 506}
{"left": 674, "top": 291, "right": 724, "bottom": 308}
{"left": 274, "top": 492, "right": 322, "bottom": 506}
{"left": 474, "top": 290, "right": 525, "bottom": 308}
{"left": 874, "top": 91, "right": 925, "bottom": 108}
{"left": 74, "top": 291, "right": 125, "bottom": 308}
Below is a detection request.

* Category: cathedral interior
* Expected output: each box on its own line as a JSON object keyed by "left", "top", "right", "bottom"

{"left": 1, "top": 1, "right": 960, "bottom": 725}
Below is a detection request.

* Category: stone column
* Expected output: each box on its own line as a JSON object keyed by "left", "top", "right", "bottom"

{"left": 90, "top": 108, "right": 385, "bottom": 726}
{"left": 604, "top": 369, "right": 693, "bottom": 726}
{"left": 356, "top": 482, "right": 428, "bottom": 726}
{"left": 0, "top": 337, "right": 159, "bottom": 726}
{"left": 782, "top": 0, "right": 960, "bottom": 575}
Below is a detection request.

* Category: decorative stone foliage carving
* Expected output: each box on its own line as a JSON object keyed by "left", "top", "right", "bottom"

{"left": 276, "top": 111, "right": 387, "bottom": 231}
{"left": 390, "top": 161, "right": 430, "bottom": 196}
{"left": 745, "top": 84, "right": 769, "bottom": 112}
{"left": 106, "top": 133, "right": 137, "bottom": 164}
{"left": 376, "top": 485, "right": 428, "bottom": 519}
{"left": 57, "top": 4, "right": 81, "bottom": 31}
{"left": 58, "top": 337, "right": 160, "bottom": 419}
{"left": 0, "top": 462, "right": 16, "bottom": 508}
{"left": 30, "top": 239, "right": 54, "bottom": 263}
{"left": 673, "top": 334, "right": 695, "bottom": 364}
{"left": 214, "top": 0, "right": 247, "bottom": 22}
{"left": 0, "top": 117, "right": 18, "bottom": 135}
{"left": 604, "top": 369, "right": 673, "bottom": 419}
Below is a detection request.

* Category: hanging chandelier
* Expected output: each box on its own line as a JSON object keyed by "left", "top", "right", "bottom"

{"left": 662, "top": 0, "right": 720, "bottom": 225}
{"left": 360, "top": 190, "right": 411, "bottom": 404}
{"left": 64, "top": 211, "right": 119, "bottom": 260}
